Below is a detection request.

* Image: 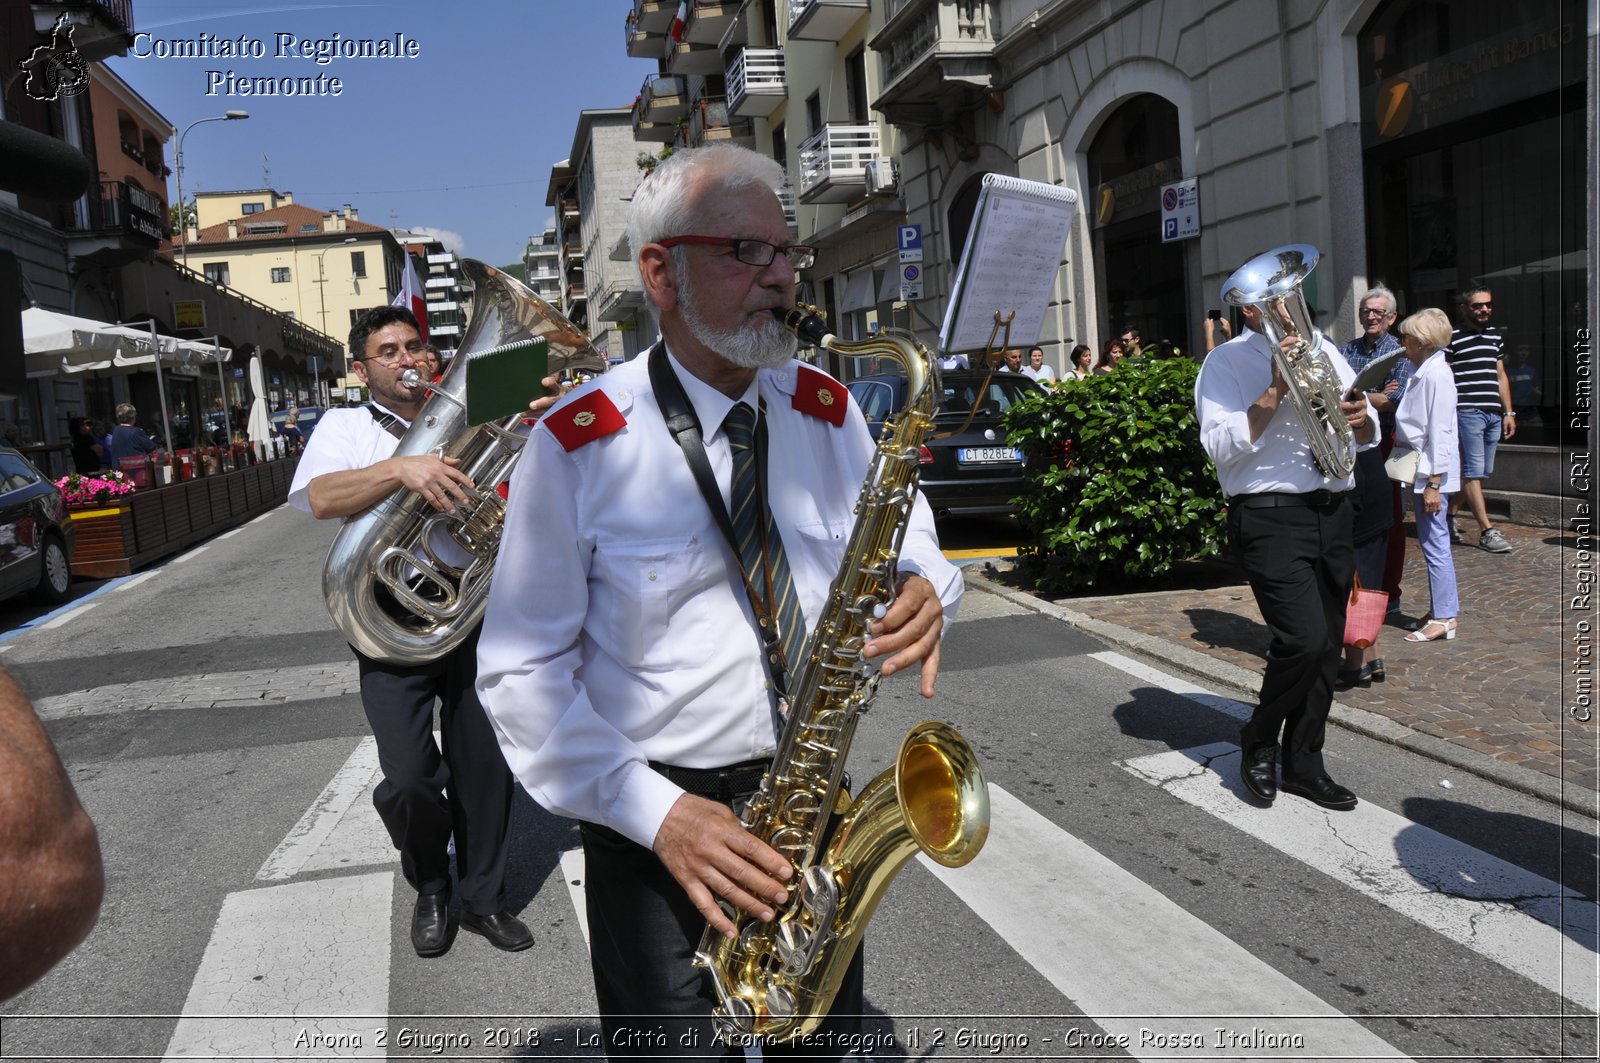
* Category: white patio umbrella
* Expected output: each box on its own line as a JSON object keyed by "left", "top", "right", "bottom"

{"left": 21, "top": 307, "right": 158, "bottom": 377}
{"left": 246, "top": 354, "right": 273, "bottom": 445}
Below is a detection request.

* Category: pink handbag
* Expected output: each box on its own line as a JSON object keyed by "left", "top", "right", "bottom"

{"left": 1343, "top": 575, "right": 1388, "bottom": 650}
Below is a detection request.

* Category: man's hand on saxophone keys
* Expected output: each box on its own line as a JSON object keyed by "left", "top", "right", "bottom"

{"left": 653, "top": 793, "right": 794, "bottom": 938}
{"left": 863, "top": 574, "right": 944, "bottom": 698}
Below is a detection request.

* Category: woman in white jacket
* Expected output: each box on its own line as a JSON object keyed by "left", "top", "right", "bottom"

{"left": 1394, "top": 308, "right": 1461, "bottom": 643}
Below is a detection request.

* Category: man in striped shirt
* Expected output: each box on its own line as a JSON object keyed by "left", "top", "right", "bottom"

{"left": 1445, "top": 286, "right": 1516, "bottom": 553}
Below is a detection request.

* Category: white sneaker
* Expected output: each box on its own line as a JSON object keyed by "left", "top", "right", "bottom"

{"left": 1479, "top": 527, "right": 1513, "bottom": 553}
{"left": 1448, "top": 518, "right": 1464, "bottom": 545}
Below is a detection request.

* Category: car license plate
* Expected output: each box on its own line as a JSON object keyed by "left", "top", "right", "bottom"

{"left": 957, "top": 445, "right": 1021, "bottom": 464}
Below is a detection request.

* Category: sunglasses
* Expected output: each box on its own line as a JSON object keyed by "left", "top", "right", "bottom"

{"left": 1469, "top": 301, "right": 1493, "bottom": 310}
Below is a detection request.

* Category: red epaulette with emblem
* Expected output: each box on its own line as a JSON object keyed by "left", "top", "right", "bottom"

{"left": 791, "top": 364, "right": 848, "bottom": 427}
{"left": 545, "top": 390, "right": 627, "bottom": 452}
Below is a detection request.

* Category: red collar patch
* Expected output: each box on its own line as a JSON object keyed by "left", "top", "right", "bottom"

{"left": 791, "top": 365, "right": 848, "bottom": 427}
{"left": 546, "top": 390, "right": 626, "bottom": 452}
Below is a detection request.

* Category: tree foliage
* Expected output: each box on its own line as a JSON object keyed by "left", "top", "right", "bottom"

{"left": 1002, "top": 357, "right": 1228, "bottom": 595}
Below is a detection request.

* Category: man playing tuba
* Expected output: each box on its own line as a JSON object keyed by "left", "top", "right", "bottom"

{"left": 1195, "top": 248, "right": 1378, "bottom": 813}
{"left": 476, "top": 144, "right": 961, "bottom": 1058}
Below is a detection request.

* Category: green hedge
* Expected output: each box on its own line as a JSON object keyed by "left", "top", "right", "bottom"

{"left": 1002, "top": 357, "right": 1228, "bottom": 595}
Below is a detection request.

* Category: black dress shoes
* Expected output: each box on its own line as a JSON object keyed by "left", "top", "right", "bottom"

{"left": 1280, "top": 774, "right": 1358, "bottom": 811}
{"left": 411, "top": 890, "right": 451, "bottom": 957}
{"left": 1239, "top": 744, "right": 1278, "bottom": 802}
{"left": 461, "top": 910, "right": 535, "bottom": 952}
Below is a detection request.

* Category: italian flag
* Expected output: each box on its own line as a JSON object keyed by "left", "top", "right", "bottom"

{"left": 670, "top": 1, "right": 688, "bottom": 43}
{"left": 391, "top": 253, "right": 429, "bottom": 343}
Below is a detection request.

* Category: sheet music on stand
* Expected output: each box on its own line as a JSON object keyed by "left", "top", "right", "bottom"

{"left": 938, "top": 175, "right": 1079, "bottom": 355}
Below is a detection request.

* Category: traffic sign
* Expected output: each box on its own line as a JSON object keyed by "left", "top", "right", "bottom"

{"left": 1159, "top": 178, "right": 1199, "bottom": 243}
{"left": 899, "top": 262, "right": 923, "bottom": 301}
{"left": 898, "top": 224, "right": 923, "bottom": 263}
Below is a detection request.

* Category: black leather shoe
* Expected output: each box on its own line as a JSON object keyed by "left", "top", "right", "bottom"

{"left": 1364, "top": 658, "right": 1386, "bottom": 683}
{"left": 411, "top": 890, "right": 451, "bottom": 957}
{"left": 460, "top": 910, "right": 534, "bottom": 952}
{"left": 1334, "top": 667, "right": 1366, "bottom": 691}
{"left": 1281, "top": 774, "right": 1358, "bottom": 811}
{"left": 1239, "top": 744, "right": 1278, "bottom": 803}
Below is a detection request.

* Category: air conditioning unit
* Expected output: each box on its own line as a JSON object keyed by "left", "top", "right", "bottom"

{"left": 864, "top": 158, "right": 899, "bottom": 195}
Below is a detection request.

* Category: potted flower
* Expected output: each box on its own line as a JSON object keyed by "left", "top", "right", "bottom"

{"left": 55, "top": 469, "right": 138, "bottom": 507}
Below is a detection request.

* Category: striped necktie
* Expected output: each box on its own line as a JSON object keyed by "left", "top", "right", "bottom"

{"left": 724, "top": 402, "right": 807, "bottom": 687}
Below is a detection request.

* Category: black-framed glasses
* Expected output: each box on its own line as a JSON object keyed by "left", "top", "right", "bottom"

{"left": 658, "top": 235, "right": 816, "bottom": 269}
{"left": 1358, "top": 307, "right": 1392, "bottom": 318}
{"left": 1469, "top": 301, "right": 1493, "bottom": 310}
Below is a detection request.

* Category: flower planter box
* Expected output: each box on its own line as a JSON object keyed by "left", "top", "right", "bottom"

{"left": 68, "top": 456, "right": 298, "bottom": 579}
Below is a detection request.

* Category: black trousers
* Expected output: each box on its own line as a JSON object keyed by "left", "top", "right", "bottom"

{"left": 580, "top": 817, "right": 865, "bottom": 1061}
{"left": 1229, "top": 493, "right": 1354, "bottom": 779}
{"left": 353, "top": 625, "right": 512, "bottom": 915}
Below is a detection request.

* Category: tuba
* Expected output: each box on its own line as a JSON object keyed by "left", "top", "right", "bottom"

{"left": 1221, "top": 244, "right": 1356, "bottom": 479}
{"left": 322, "top": 260, "right": 607, "bottom": 663}
{"left": 693, "top": 305, "right": 990, "bottom": 1044}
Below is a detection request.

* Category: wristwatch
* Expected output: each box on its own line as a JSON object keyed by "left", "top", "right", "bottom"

{"left": 1426, "top": 478, "right": 1442, "bottom": 489}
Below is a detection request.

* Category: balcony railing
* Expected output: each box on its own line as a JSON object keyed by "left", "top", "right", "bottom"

{"left": 684, "top": 0, "right": 737, "bottom": 45}
{"left": 624, "top": 6, "right": 667, "bottom": 58}
{"left": 727, "top": 47, "right": 786, "bottom": 117}
{"left": 61, "top": 180, "right": 164, "bottom": 243}
{"left": 639, "top": 73, "right": 688, "bottom": 122}
{"left": 797, "top": 124, "right": 881, "bottom": 202}
{"left": 688, "top": 96, "right": 751, "bottom": 146}
{"left": 874, "top": 0, "right": 998, "bottom": 123}
{"left": 777, "top": 182, "right": 798, "bottom": 230}
{"left": 788, "top": 0, "right": 868, "bottom": 41}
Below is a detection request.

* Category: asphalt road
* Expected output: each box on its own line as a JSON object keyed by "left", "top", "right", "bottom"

{"left": 0, "top": 506, "right": 1593, "bottom": 1061}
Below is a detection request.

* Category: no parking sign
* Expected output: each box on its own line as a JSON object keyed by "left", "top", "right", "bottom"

{"left": 1160, "top": 178, "right": 1199, "bottom": 242}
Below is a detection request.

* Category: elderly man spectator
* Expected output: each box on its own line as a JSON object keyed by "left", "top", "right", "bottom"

{"left": 1339, "top": 286, "right": 1412, "bottom": 612}
{"left": 108, "top": 404, "right": 161, "bottom": 467}
{"left": 1446, "top": 286, "right": 1515, "bottom": 553}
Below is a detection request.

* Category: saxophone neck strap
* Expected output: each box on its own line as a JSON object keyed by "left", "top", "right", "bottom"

{"left": 647, "top": 344, "right": 791, "bottom": 699}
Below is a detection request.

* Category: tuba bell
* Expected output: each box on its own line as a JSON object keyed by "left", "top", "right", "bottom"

{"left": 1221, "top": 244, "right": 1357, "bottom": 480}
{"left": 322, "top": 260, "right": 607, "bottom": 663}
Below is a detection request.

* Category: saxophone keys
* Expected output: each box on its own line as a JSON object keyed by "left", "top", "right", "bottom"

{"left": 765, "top": 984, "right": 798, "bottom": 1020}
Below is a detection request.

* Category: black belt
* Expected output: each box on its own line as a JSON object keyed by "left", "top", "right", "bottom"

{"left": 1230, "top": 489, "right": 1350, "bottom": 510}
{"left": 650, "top": 758, "right": 771, "bottom": 801}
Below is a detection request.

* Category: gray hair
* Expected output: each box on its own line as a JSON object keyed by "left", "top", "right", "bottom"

{"left": 628, "top": 145, "right": 786, "bottom": 316}
{"left": 1398, "top": 307, "right": 1453, "bottom": 353}
{"left": 1360, "top": 286, "right": 1398, "bottom": 316}
{"left": 115, "top": 403, "right": 138, "bottom": 424}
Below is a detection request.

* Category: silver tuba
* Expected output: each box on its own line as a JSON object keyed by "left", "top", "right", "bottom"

{"left": 1221, "top": 244, "right": 1356, "bottom": 479}
{"left": 322, "top": 260, "right": 607, "bottom": 662}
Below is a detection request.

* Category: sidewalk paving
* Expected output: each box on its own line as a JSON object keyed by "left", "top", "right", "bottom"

{"left": 973, "top": 518, "right": 1599, "bottom": 816}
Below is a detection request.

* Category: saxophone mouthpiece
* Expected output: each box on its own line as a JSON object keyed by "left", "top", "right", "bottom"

{"left": 773, "top": 304, "right": 834, "bottom": 349}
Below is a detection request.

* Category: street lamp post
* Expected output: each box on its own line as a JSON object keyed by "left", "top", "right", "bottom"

{"left": 313, "top": 237, "right": 357, "bottom": 407}
{"left": 175, "top": 110, "right": 249, "bottom": 271}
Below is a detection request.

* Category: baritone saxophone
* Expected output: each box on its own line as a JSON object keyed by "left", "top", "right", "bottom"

{"left": 693, "top": 304, "right": 990, "bottom": 1044}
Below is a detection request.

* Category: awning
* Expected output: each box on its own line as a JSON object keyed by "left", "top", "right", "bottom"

{"left": 877, "top": 267, "right": 902, "bottom": 304}
{"left": 22, "top": 306, "right": 158, "bottom": 377}
{"left": 839, "top": 268, "right": 879, "bottom": 312}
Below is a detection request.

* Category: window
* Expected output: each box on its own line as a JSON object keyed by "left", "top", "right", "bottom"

{"left": 806, "top": 92, "right": 821, "bottom": 135}
{"left": 241, "top": 202, "right": 265, "bottom": 214}
{"left": 271, "top": 267, "right": 291, "bottom": 283}
{"left": 771, "top": 122, "right": 786, "bottom": 167}
{"left": 243, "top": 222, "right": 285, "bottom": 235}
{"left": 845, "top": 48, "right": 867, "bottom": 123}
{"left": 350, "top": 251, "right": 366, "bottom": 278}
{"left": 300, "top": 223, "right": 319, "bottom": 232}
{"left": 203, "top": 262, "right": 230, "bottom": 286}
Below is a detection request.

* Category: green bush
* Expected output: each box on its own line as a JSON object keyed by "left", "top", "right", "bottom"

{"left": 1002, "top": 357, "right": 1227, "bottom": 595}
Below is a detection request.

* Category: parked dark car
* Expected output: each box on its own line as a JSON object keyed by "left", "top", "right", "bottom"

{"left": 0, "top": 446, "right": 75, "bottom": 604}
{"left": 846, "top": 369, "right": 1045, "bottom": 517}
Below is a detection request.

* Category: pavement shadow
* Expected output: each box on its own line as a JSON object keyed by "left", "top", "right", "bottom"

{"left": 1180, "top": 606, "right": 1267, "bottom": 660}
{"left": 1399, "top": 795, "right": 1600, "bottom": 906}
{"left": 503, "top": 787, "right": 581, "bottom": 915}
{"left": 1112, "top": 685, "right": 1247, "bottom": 753}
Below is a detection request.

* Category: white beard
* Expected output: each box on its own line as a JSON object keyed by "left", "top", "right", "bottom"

{"left": 679, "top": 270, "right": 796, "bottom": 369}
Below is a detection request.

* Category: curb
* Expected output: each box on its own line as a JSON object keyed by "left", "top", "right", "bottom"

{"left": 963, "top": 569, "right": 1595, "bottom": 820}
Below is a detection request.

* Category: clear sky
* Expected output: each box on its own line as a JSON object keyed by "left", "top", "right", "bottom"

{"left": 108, "top": 1, "right": 659, "bottom": 268}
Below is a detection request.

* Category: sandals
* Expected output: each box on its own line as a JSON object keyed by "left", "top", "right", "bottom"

{"left": 1404, "top": 618, "right": 1457, "bottom": 643}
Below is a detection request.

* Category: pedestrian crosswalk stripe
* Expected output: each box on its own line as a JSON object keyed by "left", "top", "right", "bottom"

{"left": 1121, "top": 743, "right": 1600, "bottom": 1012}
{"left": 918, "top": 784, "right": 1411, "bottom": 1059}
{"left": 32, "top": 660, "right": 361, "bottom": 720}
{"left": 1089, "top": 649, "right": 1253, "bottom": 722}
{"left": 258, "top": 737, "right": 383, "bottom": 882}
{"left": 162, "top": 872, "right": 393, "bottom": 1062}
{"left": 561, "top": 847, "right": 591, "bottom": 947}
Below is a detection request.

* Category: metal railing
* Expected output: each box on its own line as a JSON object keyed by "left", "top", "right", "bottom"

{"left": 728, "top": 47, "right": 785, "bottom": 104}
{"left": 798, "top": 124, "right": 882, "bottom": 193}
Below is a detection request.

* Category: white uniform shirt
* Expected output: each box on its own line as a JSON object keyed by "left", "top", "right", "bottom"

{"left": 288, "top": 404, "right": 409, "bottom": 509}
{"left": 1195, "top": 328, "right": 1376, "bottom": 498}
{"left": 476, "top": 350, "right": 963, "bottom": 851}
{"left": 1394, "top": 349, "right": 1460, "bottom": 494}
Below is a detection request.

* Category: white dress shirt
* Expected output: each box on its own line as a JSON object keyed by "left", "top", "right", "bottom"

{"left": 288, "top": 404, "right": 409, "bottom": 508}
{"left": 1195, "top": 328, "right": 1375, "bottom": 497}
{"left": 476, "top": 350, "right": 962, "bottom": 851}
{"left": 1394, "top": 350, "right": 1460, "bottom": 493}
